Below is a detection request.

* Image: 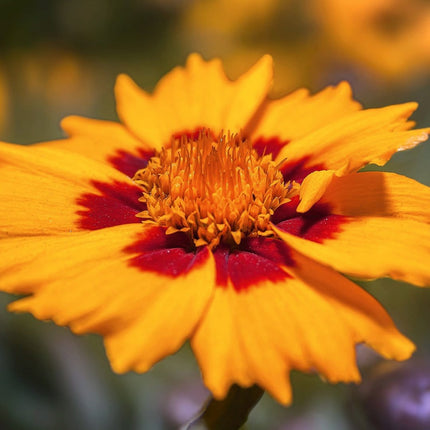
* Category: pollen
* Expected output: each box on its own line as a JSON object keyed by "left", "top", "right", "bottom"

{"left": 133, "top": 130, "right": 297, "bottom": 248}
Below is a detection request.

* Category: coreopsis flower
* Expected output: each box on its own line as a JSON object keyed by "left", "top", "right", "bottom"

{"left": 182, "top": 0, "right": 278, "bottom": 37}
{"left": 0, "top": 66, "right": 9, "bottom": 133}
{"left": 1, "top": 54, "right": 429, "bottom": 405}
{"left": 312, "top": 0, "right": 430, "bottom": 80}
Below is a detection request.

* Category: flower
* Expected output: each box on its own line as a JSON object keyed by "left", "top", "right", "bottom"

{"left": 182, "top": 0, "right": 279, "bottom": 37}
{"left": 0, "top": 66, "right": 9, "bottom": 134}
{"left": 312, "top": 0, "right": 430, "bottom": 81}
{"left": 0, "top": 54, "right": 429, "bottom": 405}
{"left": 180, "top": 0, "right": 430, "bottom": 93}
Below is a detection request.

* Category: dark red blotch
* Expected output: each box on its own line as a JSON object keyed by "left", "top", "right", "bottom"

{"left": 252, "top": 136, "right": 289, "bottom": 159}
{"left": 108, "top": 128, "right": 211, "bottom": 178}
{"left": 252, "top": 137, "right": 325, "bottom": 183}
{"left": 77, "top": 180, "right": 143, "bottom": 230}
{"left": 213, "top": 237, "right": 294, "bottom": 292}
{"left": 280, "top": 156, "right": 326, "bottom": 184}
{"left": 108, "top": 148, "right": 155, "bottom": 177}
{"left": 125, "top": 227, "right": 207, "bottom": 276}
{"left": 274, "top": 200, "right": 346, "bottom": 243}
{"left": 173, "top": 128, "right": 213, "bottom": 141}
{"left": 124, "top": 228, "right": 295, "bottom": 292}
{"left": 118, "top": 202, "right": 345, "bottom": 291}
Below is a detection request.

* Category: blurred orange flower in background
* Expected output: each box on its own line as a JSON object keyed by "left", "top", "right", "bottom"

{"left": 181, "top": 0, "right": 430, "bottom": 90}
{"left": 183, "top": 0, "right": 279, "bottom": 37}
{"left": 0, "top": 67, "right": 10, "bottom": 134}
{"left": 19, "top": 49, "right": 95, "bottom": 112}
{"left": 180, "top": 0, "right": 306, "bottom": 93}
{"left": 1, "top": 55, "right": 429, "bottom": 405}
{"left": 312, "top": 0, "right": 430, "bottom": 81}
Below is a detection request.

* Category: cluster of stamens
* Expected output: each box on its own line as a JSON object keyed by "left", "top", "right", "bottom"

{"left": 133, "top": 130, "right": 297, "bottom": 248}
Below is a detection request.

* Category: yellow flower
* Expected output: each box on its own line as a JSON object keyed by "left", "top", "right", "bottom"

{"left": 0, "top": 54, "right": 429, "bottom": 404}
{"left": 182, "top": 0, "right": 279, "bottom": 37}
{"left": 20, "top": 48, "right": 95, "bottom": 111}
{"left": 312, "top": 0, "right": 430, "bottom": 80}
{"left": 0, "top": 66, "right": 9, "bottom": 134}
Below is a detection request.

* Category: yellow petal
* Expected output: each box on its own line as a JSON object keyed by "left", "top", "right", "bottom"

{"left": 42, "top": 115, "right": 153, "bottom": 167}
{"left": 277, "top": 103, "right": 428, "bottom": 174}
{"left": 115, "top": 53, "right": 273, "bottom": 151}
{"left": 0, "top": 142, "right": 138, "bottom": 237}
{"left": 191, "top": 285, "right": 292, "bottom": 405}
{"left": 288, "top": 250, "right": 415, "bottom": 362}
{"left": 7, "top": 225, "right": 215, "bottom": 374}
{"left": 297, "top": 170, "right": 337, "bottom": 213}
{"left": 249, "top": 81, "right": 361, "bottom": 143}
{"left": 274, "top": 217, "right": 430, "bottom": 287}
{"left": 103, "top": 248, "right": 214, "bottom": 373}
{"left": 0, "top": 224, "right": 142, "bottom": 294}
{"left": 192, "top": 248, "right": 413, "bottom": 404}
{"left": 318, "top": 171, "right": 430, "bottom": 223}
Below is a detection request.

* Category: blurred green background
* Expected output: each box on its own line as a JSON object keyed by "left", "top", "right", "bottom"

{"left": 1, "top": 1, "right": 430, "bottom": 429}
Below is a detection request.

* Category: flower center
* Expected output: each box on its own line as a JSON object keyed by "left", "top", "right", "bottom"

{"left": 133, "top": 130, "right": 297, "bottom": 248}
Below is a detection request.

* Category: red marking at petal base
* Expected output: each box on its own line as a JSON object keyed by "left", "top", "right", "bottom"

{"left": 130, "top": 247, "right": 209, "bottom": 276}
{"left": 281, "top": 156, "right": 326, "bottom": 183}
{"left": 276, "top": 203, "right": 347, "bottom": 243}
{"left": 214, "top": 241, "right": 292, "bottom": 293}
{"left": 252, "top": 136, "right": 289, "bottom": 159}
{"left": 126, "top": 226, "right": 193, "bottom": 252}
{"left": 108, "top": 148, "right": 155, "bottom": 177}
{"left": 213, "top": 248, "right": 229, "bottom": 287}
{"left": 125, "top": 227, "right": 206, "bottom": 276}
{"left": 243, "top": 236, "right": 295, "bottom": 268}
{"left": 271, "top": 196, "right": 300, "bottom": 224}
{"left": 173, "top": 127, "right": 215, "bottom": 141}
{"left": 77, "top": 180, "right": 143, "bottom": 230}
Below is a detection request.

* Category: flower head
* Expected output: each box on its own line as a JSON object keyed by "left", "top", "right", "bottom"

{"left": 0, "top": 54, "right": 429, "bottom": 404}
{"left": 0, "top": 66, "right": 9, "bottom": 133}
{"left": 133, "top": 130, "right": 295, "bottom": 248}
{"left": 313, "top": 0, "right": 430, "bottom": 80}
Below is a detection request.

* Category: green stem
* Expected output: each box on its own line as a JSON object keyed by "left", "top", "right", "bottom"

{"left": 181, "top": 385, "right": 264, "bottom": 430}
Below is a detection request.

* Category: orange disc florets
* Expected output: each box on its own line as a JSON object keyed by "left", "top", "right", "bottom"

{"left": 133, "top": 130, "right": 297, "bottom": 248}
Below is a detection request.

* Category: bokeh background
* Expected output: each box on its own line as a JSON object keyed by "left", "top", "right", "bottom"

{"left": 1, "top": 1, "right": 430, "bottom": 429}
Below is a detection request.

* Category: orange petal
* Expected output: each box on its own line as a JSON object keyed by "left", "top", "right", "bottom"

{"left": 103, "top": 248, "right": 214, "bottom": 373}
{"left": 249, "top": 81, "right": 361, "bottom": 143}
{"left": 192, "top": 249, "right": 413, "bottom": 404}
{"left": 0, "top": 224, "right": 142, "bottom": 294}
{"left": 191, "top": 285, "right": 292, "bottom": 404}
{"left": 0, "top": 142, "right": 139, "bottom": 237}
{"left": 297, "top": 170, "right": 337, "bottom": 213}
{"left": 42, "top": 116, "right": 154, "bottom": 175}
{"left": 288, "top": 251, "right": 414, "bottom": 364}
{"left": 274, "top": 216, "right": 430, "bottom": 287}
{"left": 317, "top": 171, "right": 430, "bottom": 222}
{"left": 7, "top": 226, "right": 215, "bottom": 374}
{"left": 277, "top": 102, "right": 428, "bottom": 174}
{"left": 115, "top": 53, "right": 273, "bottom": 151}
